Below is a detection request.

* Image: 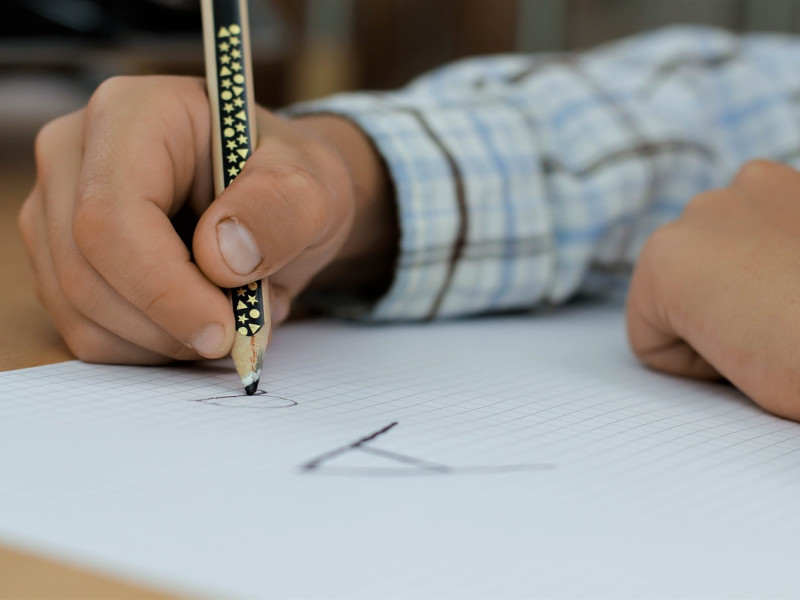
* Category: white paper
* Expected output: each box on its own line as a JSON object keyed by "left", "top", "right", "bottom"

{"left": 2, "top": 303, "right": 800, "bottom": 598}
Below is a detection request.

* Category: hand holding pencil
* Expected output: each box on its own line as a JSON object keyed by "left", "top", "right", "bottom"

{"left": 18, "top": 1, "right": 396, "bottom": 376}
{"left": 18, "top": 74, "right": 395, "bottom": 372}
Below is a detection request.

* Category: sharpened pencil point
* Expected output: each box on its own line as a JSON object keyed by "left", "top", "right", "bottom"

{"left": 232, "top": 326, "right": 270, "bottom": 399}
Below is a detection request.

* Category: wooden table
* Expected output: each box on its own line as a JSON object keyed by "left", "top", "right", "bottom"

{"left": 0, "top": 158, "right": 175, "bottom": 599}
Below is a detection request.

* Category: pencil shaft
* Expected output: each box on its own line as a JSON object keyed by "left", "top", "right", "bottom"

{"left": 201, "top": 0, "right": 257, "bottom": 194}
{"left": 201, "top": 0, "right": 270, "bottom": 395}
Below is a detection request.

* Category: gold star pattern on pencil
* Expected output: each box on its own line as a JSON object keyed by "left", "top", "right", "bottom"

{"left": 216, "top": 23, "right": 250, "bottom": 186}
{"left": 233, "top": 282, "right": 264, "bottom": 336}
{"left": 215, "top": 22, "right": 263, "bottom": 337}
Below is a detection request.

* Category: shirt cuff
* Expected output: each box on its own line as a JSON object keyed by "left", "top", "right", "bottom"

{"left": 285, "top": 94, "right": 465, "bottom": 321}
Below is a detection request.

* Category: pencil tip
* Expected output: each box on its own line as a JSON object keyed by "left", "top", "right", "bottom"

{"left": 232, "top": 326, "right": 269, "bottom": 398}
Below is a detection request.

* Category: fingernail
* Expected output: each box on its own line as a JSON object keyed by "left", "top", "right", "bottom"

{"left": 217, "top": 218, "right": 262, "bottom": 275}
{"left": 190, "top": 323, "right": 225, "bottom": 357}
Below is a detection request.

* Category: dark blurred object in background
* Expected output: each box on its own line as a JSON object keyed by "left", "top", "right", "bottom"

{"left": 1, "top": 0, "right": 201, "bottom": 39}
{"left": 0, "top": 0, "right": 286, "bottom": 71}
{"left": 0, "top": 0, "right": 289, "bottom": 164}
{"left": 3, "top": 0, "right": 800, "bottom": 168}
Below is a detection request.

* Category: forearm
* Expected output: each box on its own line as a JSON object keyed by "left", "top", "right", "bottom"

{"left": 297, "top": 115, "right": 398, "bottom": 293}
{"left": 293, "top": 115, "right": 398, "bottom": 300}
{"left": 287, "top": 26, "right": 800, "bottom": 320}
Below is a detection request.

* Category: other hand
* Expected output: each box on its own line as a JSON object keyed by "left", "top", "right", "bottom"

{"left": 627, "top": 160, "right": 800, "bottom": 421}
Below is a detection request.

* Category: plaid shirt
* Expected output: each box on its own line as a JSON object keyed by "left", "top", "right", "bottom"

{"left": 288, "top": 26, "right": 800, "bottom": 321}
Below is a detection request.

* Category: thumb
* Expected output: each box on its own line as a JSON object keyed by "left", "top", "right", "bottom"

{"left": 192, "top": 112, "right": 352, "bottom": 291}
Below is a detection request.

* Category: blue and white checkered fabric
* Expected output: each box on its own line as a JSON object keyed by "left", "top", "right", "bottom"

{"left": 288, "top": 26, "right": 800, "bottom": 321}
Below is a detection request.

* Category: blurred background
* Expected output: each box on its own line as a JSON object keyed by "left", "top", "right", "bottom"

{"left": 3, "top": 0, "right": 800, "bottom": 198}
{"left": 3, "top": 0, "right": 800, "bottom": 364}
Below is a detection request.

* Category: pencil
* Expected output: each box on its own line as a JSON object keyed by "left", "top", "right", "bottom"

{"left": 201, "top": 0, "right": 270, "bottom": 395}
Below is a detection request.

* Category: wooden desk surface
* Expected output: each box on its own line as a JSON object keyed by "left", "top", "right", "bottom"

{"left": 0, "top": 159, "right": 176, "bottom": 599}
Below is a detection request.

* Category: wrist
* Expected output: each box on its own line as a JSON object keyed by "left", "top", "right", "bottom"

{"left": 294, "top": 114, "right": 398, "bottom": 300}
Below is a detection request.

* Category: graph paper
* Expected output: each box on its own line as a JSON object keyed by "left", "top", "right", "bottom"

{"left": 2, "top": 303, "right": 800, "bottom": 598}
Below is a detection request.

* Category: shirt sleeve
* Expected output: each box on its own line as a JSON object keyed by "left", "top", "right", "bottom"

{"left": 284, "top": 25, "right": 800, "bottom": 321}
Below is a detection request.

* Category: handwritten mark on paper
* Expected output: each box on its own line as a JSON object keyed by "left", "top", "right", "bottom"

{"left": 195, "top": 390, "right": 297, "bottom": 408}
{"left": 301, "top": 422, "right": 554, "bottom": 476}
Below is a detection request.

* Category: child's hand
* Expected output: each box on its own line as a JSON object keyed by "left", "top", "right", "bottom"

{"left": 627, "top": 160, "right": 800, "bottom": 421}
{"left": 18, "top": 76, "right": 393, "bottom": 365}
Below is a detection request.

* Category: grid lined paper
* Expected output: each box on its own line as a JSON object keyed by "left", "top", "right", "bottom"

{"left": 1, "top": 304, "right": 800, "bottom": 598}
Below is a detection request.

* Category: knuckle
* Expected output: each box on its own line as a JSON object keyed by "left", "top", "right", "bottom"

{"left": 30, "top": 275, "right": 45, "bottom": 303}
{"left": 17, "top": 196, "right": 45, "bottom": 282}
{"left": 273, "top": 163, "right": 324, "bottom": 198}
{"left": 290, "top": 172, "right": 330, "bottom": 231}
{"left": 87, "top": 75, "right": 201, "bottom": 125}
{"left": 302, "top": 135, "right": 351, "bottom": 200}
{"left": 250, "top": 164, "right": 331, "bottom": 236}
{"left": 30, "top": 279, "right": 45, "bottom": 306}
{"left": 33, "top": 123, "right": 55, "bottom": 168}
{"left": 166, "top": 340, "right": 198, "bottom": 361}
{"left": 71, "top": 188, "right": 112, "bottom": 257}
{"left": 57, "top": 258, "right": 99, "bottom": 312}
{"left": 126, "top": 276, "right": 185, "bottom": 324}
{"left": 637, "top": 221, "right": 693, "bottom": 286}
{"left": 678, "top": 189, "right": 728, "bottom": 222}
{"left": 86, "top": 76, "right": 136, "bottom": 117}
{"left": 34, "top": 115, "right": 72, "bottom": 172}
{"left": 639, "top": 222, "right": 678, "bottom": 266}
{"left": 303, "top": 134, "right": 340, "bottom": 173}
{"left": 17, "top": 196, "right": 36, "bottom": 246}
{"left": 732, "top": 159, "right": 782, "bottom": 188}
{"left": 61, "top": 322, "right": 108, "bottom": 363}
{"left": 138, "top": 286, "right": 172, "bottom": 318}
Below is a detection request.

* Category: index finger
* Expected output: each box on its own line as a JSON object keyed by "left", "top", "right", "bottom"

{"left": 72, "top": 76, "right": 233, "bottom": 357}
